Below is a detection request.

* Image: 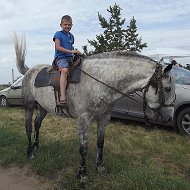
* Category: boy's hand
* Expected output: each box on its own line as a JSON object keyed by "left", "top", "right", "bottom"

{"left": 72, "top": 50, "right": 81, "bottom": 54}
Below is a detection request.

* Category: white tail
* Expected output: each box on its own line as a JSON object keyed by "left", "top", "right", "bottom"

{"left": 13, "top": 33, "right": 29, "bottom": 75}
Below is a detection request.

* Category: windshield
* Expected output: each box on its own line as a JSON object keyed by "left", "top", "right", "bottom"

{"left": 11, "top": 76, "right": 23, "bottom": 87}
{"left": 172, "top": 66, "right": 190, "bottom": 85}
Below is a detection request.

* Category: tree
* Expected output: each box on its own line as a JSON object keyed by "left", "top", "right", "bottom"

{"left": 186, "top": 64, "right": 190, "bottom": 70}
{"left": 125, "top": 16, "right": 147, "bottom": 52}
{"left": 83, "top": 3, "right": 147, "bottom": 55}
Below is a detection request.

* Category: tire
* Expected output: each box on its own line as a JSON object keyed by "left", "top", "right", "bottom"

{"left": 0, "top": 96, "right": 9, "bottom": 107}
{"left": 176, "top": 107, "right": 190, "bottom": 136}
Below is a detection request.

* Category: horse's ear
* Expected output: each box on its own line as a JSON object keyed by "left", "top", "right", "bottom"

{"left": 164, "top": 64, "right": 173, "bottom": 74}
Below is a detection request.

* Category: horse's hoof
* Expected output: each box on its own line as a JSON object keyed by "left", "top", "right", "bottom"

{"left": 96, "top": 165, "right": 107, "bottom": 175}
{"left": 27, "top": 153, "right": 35, "bottom": 160}
{"left": 79, "top": 176, "right": 89, "bottom": 190}
{"left": 77, "top": 172, "right": 89, "bottom": 189}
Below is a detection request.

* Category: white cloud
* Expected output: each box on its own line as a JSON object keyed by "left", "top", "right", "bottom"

{"left": 0, "top": 0, "right": 190, "bottom": 83}
{"left": 141, "top": 28, "right": 190, "bottom": 49}
{"left": 126, "top": 1, "right": 190, "bottom": 23}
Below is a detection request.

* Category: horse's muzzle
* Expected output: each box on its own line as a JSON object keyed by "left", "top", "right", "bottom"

{"left": 157, "top": 106, "right": 174, "bottom": 123}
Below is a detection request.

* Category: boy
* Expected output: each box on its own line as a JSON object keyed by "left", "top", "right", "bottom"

{"left": 53, "top": 15, "right": 80, "bottom": 106}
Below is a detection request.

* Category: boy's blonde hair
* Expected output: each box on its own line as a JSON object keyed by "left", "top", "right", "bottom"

{"left": 61, "top": 15, "right": 72, "bottom": 23}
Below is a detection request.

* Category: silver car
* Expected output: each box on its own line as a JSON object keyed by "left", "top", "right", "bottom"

{"left": 112, "top": 66, "right": 190, "bottom": 136}
{"left": 0, "top": 76, "right": 23, "bottom": 107}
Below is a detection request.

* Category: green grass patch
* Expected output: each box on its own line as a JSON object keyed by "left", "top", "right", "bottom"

{"left": 0, "top": 107, "right": 190, "bottom": 189}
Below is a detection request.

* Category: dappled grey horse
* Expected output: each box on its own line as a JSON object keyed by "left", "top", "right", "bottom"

{"left": 14, "top": 35, "right": 175, "bottom": 184}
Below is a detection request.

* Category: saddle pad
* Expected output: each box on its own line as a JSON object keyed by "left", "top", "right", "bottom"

{"left": 69, "top": 61, "right": 82, "bottom": 83}
{"left": 34, "top": 62, "right": 82, "bottom": 88}
{"left": 34, "top": 67, "right": 58, "bottom": 88}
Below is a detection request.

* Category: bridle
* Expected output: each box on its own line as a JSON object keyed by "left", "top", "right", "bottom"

{"left": 142, "top": 64, "right": 176, "bottom": 124}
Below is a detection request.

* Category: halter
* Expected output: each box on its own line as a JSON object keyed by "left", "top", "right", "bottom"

{"left": 142, "top": 64, "right": 175, "bottom": 124}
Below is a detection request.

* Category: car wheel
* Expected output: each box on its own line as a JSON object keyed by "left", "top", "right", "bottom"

{"left": 0, "top": 96, "right": 9, "bottom": 107}
{"left": 176, "top": 107, "right": 190, "bottom": 136}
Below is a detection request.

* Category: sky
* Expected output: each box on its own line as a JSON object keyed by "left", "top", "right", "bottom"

{"left": 0, "top": 0, "right": 190, "bottom": 84}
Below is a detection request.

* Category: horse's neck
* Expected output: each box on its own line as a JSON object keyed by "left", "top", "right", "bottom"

{"left": 116, "top": 60, "right": 155, "bottom": 91}
{"left": 83, "top": 58, "right": 156, "bottom": 100}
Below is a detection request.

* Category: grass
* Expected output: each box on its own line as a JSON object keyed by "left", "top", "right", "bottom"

{"left": 0, "top": 107, "right": 190, "bottom": 190}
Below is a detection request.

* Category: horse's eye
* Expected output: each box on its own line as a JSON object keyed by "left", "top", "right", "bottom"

{"left": 165, "top": 86, "right": 171, "bottom": 92}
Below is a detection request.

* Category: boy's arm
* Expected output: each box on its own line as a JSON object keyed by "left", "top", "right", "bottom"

{"left": 54, "top": 39, "right": 72, "bottom": 54}
{"left": 55, "top": 39, "right": 80, "bottom": 54}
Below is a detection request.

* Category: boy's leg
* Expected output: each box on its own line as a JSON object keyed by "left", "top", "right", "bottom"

{"left": 59, "top": 68, "right": 68, "bottom": 102}
{"left": 56, "top": 58, "right": 70, "bottom": 105}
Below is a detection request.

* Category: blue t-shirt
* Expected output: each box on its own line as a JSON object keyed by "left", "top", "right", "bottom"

{"left": 53, "top": 30, "right": 74, "bottom": 59}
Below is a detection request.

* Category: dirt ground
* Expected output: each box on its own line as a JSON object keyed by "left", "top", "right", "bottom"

{"left": 0, "top": 166, "right": 49, "bottom": 190}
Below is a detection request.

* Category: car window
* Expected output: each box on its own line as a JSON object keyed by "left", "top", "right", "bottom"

{"left": 171, "top": 67, "right": 190, "bottom": 85}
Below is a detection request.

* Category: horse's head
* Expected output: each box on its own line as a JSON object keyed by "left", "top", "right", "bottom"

{"left": 143, "top": 63, "right": 175, "bottom": 123}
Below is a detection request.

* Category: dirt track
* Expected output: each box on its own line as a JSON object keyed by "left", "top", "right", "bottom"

{"left": 0, "top": 166, "right": 48, "bottom": 190}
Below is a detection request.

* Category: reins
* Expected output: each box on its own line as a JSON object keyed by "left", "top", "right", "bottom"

{"left": 72, "top": 58, "right": 142, "bottom": 105}
{"left": 71, "top": 56, "right": 174, "bottom": 124}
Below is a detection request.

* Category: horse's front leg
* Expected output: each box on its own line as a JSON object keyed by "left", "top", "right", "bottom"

{"left": 77, "top": 113, "right": 92, "bottom": 185}
{"left": 96, "top": 113, "right": 111, "bottom": 174}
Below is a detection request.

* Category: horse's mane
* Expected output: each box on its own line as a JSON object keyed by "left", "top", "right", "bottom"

{"left": 85, "top": 50, "right": 157, "bottom": 64}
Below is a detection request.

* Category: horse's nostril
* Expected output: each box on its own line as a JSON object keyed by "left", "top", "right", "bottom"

{"left": 165, "top": 87, "right": 171, "bottom": 91}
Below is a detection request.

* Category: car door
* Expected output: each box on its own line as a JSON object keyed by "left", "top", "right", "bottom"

{"left": 126, "top": 91, "right": 152, "bottom": 120}
{"left": 7, "top": 78, "right": 23, "bottom": 105}
{"left": 126, "top": 92, "right": 144, "bottom": 119}
{"left": 112, "top": 97, "right": 128, "bottom": 119}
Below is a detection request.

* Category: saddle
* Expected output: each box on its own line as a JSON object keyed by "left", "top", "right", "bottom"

{"left": 34, "top": 55, "right": 83, "bottom": 116}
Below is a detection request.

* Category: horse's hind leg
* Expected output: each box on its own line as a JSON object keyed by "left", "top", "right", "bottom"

{"left": 25, "top": 104, "right": 35, "bottom": 159}
{"left": 96, "top": 113, "right": 111, "bottom": 174}
{"left": 33, "top": 104, "right": 47, "bottom": 153}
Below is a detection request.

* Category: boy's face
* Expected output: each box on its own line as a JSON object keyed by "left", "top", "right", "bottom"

{"left": 60, "top": 20, "right": 72, "bottom": 33}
